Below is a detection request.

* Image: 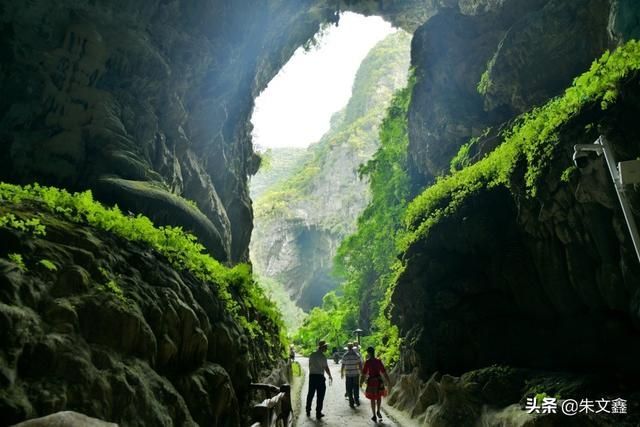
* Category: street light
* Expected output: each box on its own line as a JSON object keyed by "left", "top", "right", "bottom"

{"left": 353, "top": 328, "right": 363, "bottom": 345}
{"left": 573, "top": 135, "right": 640, "bottom": 264}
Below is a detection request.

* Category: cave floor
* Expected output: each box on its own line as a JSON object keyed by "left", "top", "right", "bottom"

{"left": 294, "top": 357, "right": 404, "bottom": 427}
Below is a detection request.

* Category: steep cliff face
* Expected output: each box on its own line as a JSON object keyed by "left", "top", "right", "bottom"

{"left": 250, "top": 31, "right": 411, "bottom": 310}
{"left": 0, "top": 0, "right": 336, "bottom": 264}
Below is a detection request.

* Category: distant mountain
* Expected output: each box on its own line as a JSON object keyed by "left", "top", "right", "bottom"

{"left": 250, "top": 147, "right": 311, "bottom": 201}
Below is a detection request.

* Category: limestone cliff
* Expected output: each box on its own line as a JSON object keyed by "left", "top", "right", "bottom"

{"left": 250, "top": 31, "right": 411, "bottom": 310}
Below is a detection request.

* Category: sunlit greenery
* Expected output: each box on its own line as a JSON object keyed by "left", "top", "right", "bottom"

{"left": 0, "top": 182, "right": 287, "bottom": 354}
{"left": 294, "top": 75, "right": 415, "bottom": 363}
{"left": 0, "top": 213, "right": 46, "bottom": 236}
{"left": 404, "top": 40, "right": 640, "bottom": 248}
{"left": 256, "top": 275, "right": 307, "bottom": 334}
{"left": 253, "top": 32, "right": 411, "bottom": 230}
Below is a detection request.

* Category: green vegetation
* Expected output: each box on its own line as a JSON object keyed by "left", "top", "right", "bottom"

{"left": 477, "top": 54, "right": 497, "bottom": 96}
{"left": 252, "top": 31, "right": 411, "bottom": 329}
{"left": 182, "top": 197, "right": 199, "bottom": 210}
{"left": 294, "top": 75, "right": 415, "bottom": 363}
{"left": 0, "top": 213, "right": 46, "bottom": 236}
{"left": 450, "top": 128, "right": 491, "bottom": 173}
{"left": 98, "top": 266, "right": 127, "bottom": 303}
{"left": 450, "top": 138, "right": 476, "bottom": 173}
{"left": 251, "top": 147, "right": 311, "bottom": 205}
{"left": 292, "top": 360, "right": 302, "bottom": 377}
{"left": 256, "top": 275, "right": 307, "bottom": 334}
{"left": 0, "top": 182, "right": 287, "bottom": 353}
{"left": 102, "top": 279, "right": 126, "bottom": 302}
{"left": 250, "top": 148, "right": 311, "bottom": 200}
{"left": 38, "top": 258, "right": 58, "bottom": 272}
{"left": 295, "top": 292, "right": 353, "bottom": 353}
{"left": 253, "top": 31, "right": 411, "bottom": 229}
{"left": 477, "top": 69, "right": 491, "bottom": 96}
{"left": 405, "top": 40, "right": 640, "bottom": 248}
{"left": 293, "top": 40, "right": 640, "bottom": 366}
{"left": 8, "top": 253, "right": 27, "bottom": 272}
{"left": 560, "top": 165, "right": 578, "bottom": 183}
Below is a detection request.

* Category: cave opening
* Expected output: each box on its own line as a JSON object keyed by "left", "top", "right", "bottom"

{"left": 250, "top": 12, "right": 394, "bottom": 151}
{"left": 248, "top": 12, "right": 411, "bottom": 335}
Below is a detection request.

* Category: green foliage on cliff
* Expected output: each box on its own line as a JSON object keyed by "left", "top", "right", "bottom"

{"left": 477, "top": 54, "right": 497, "bottom": 96}
{"left": 0, "top": 213, "right": 46, "bottom": 236}
{"left": 477, "top": 69, "right": 491, "bottom": 96}
{"left": 295, "top": 291, "right": 353, "bottom": 353}
{"left": 8, "top": 253, "right": 27, "bottom": 272}
{"left": 252, "top": 31, "right": 411, "bottom": 319}
{"left": 0, "top": 182, "right": 287, "bottom": 353}
{"left": 294, "top": 76, "right": 414, "bottom": 362}
{"left": 253, "top": 31, "right": 411, "bottom": 228}
{"left": 38, "top": 258, "right": 58, "bottom": 272}
{"left": 250, "top": 147, "right": 311, "bottom": 201}
{"left": 256, "top": 275, "right": 307, "bottom": 334}
{"left": 405, "top": 40, "right": 640, "bottom": 248}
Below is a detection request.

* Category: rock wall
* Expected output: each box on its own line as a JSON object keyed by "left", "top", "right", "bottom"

{"left": 394, "top": 0, "right": 640, "bottom": 368}
{"left": 407, "top": 0, "right": 612, "bottom": 186}
{"left": 0, "top": 203, "right": 284, "bottom": 426}
{"left": 385, "top": 0, "right": 640, "bottom": 424}
{"left": 0, "top": 0, "right": 334, "bottom": 264}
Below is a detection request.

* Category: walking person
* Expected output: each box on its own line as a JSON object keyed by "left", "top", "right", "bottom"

{"left": 341, "top": 342, "right": 363, "bottom": 408}
{"left": 361, "top": 346, "right": 391, "bottom": 423}
{"left": 306, "top": 340, "right": 333, "bottom": 419}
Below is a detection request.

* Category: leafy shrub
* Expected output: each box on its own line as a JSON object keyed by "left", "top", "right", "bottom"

{"left": 0, "top": 214, "right": 46, "bottom": 236}
{"left": 38, "top": 259, "right": 58, "bottom": 272}
{"left": 8, "top": 253, "right": 26, "bottom": 272}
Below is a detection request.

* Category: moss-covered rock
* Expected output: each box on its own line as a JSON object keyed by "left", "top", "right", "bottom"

{"left": 389, "top": 37, "right": 640, "bottom": 427}
{"left": 0, "top": 194, "right": 285, "bottom": 425}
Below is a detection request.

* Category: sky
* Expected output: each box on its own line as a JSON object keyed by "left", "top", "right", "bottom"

{"left": 251, "top": 12, "right": 394, "bottom": 150}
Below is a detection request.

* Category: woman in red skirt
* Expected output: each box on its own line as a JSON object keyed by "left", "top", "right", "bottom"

{"left": 361, "top": 346, "right": 391, "bottom": 422}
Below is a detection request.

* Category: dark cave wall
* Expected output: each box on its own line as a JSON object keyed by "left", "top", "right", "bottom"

{"left": 0, "top": 0, "right": 331, "bottom": 264}
{"left": 407, "top": 0, "right": 613, "bottom": 187}
{"left": 394, "top": 50, "right": 640, "bottom": 385}
{"left": 0, "top": 207, "right": 288, "bottom": 426}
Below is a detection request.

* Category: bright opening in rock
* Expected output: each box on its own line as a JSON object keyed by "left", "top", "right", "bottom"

{"left": 249, "top": 12, "right": 411, "bottom": 334}
{"left": 251, "top": 12, "right": 394, "bottom": 150}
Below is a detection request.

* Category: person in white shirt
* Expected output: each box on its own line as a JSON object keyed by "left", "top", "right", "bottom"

{"left": 306, "top": 340, "right": 333, "bottom": 419}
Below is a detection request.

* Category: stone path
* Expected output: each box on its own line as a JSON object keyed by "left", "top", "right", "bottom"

{"left": 294, "top": 357, "right": 402, "bottom": 427}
